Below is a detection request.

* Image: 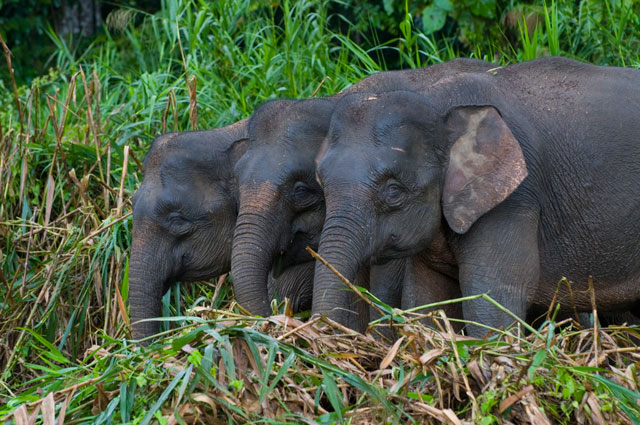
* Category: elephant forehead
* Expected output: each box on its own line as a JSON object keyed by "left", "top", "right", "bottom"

{"left": 242, "top": 144, "right": 315, "bottom": 180}
{"left": 371, "top": 132, "right": 423, "bottom": 170}
{"left": 237, "top": 148, "right": 286, "bottom": 177}
{"left": 319, "top": 148, "right": 378, "bottom": 182}
{"left": 162, "top": 162, "right": 219, "bottom": 186}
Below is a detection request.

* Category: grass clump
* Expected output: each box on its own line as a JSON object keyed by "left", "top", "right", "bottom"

{"left": 2, "top": 301, "right": 640, "bottom": 424}
{"left": 1, "top": 0, "right": 640, "bottom": 423}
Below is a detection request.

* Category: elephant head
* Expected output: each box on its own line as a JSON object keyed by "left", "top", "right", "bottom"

{"left": 313, "top": 88, "right": 527, "bottom": 327}
{"left": 129, "top": 120, "right": 248, "bottom": 340}
{"left": 230, "top": 98, "right": 335, "bottom": 317}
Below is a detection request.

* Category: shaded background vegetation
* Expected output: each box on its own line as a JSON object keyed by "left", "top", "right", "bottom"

{"left": 1, "top": 0, "right": 640, "bottom": 423}
{"left": 3, "top": 0, "right": 639, "bottom": 86}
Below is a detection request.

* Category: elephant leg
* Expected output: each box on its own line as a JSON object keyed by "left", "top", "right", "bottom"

{"left": 455, "top": 202, "right": 540, "bottom": 338}
{"left": 347, "top": 266, "right": 372, "bottom": 333}
{"left": 401, "top": 256, "right": 463, "bottom": 333}
{"left": 369, "top": 258, "right": 406, "bottom": 339}
{"left": 600, "top": 311, "right": 640, "bottom": 327}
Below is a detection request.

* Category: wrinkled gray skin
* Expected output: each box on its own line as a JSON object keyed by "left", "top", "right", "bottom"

{"left": 230, "top": 59, "right": 492, "bottom": 330}
{"left": 129, "top": 121, "right": 314, "bottom": 341}
{"left": 314, "top": 57, "right": 640, "bottom": 336}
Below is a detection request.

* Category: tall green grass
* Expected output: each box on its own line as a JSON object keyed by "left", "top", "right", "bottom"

{"left": 1, "top": 0, "right": 640, "bottom": 423}
{"left": 1, "top": 0, "right": 375, "bottom": 385}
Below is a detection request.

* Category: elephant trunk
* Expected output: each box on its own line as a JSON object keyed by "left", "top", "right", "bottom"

{"left": 231, "top": 186, "right": 283, "bottom": 317}
{"left": 128, "top": 229, "right": 171, "bottom": 342}
{"left": 312, "top": 197, "right": 372, "bottom": 330}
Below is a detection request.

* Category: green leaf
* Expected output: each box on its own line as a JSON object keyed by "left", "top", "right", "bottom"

{"left": 399, "top": 14, "right": 413, "bottom": 40}
{"left": 527, "top": 350, "right": 547, "bottom": 380}
{"left": 481, "top": 415, "right": 495, "bottom": 425}
{"left": 119, "top": 382, "right": 132, "bottom": 424}
{"left": 383, "top": 0, "right": 394, "bottom": 15}
{"left": 407, "top": 392, "right": 434, "bottom": 403}
{"left": 22, "top": 328, "right": 69, "bottom": 364}
{"left": 93, "top": 397, "right": 120, "bottom": 425}
{"left": 469, "top": 0, "right": 497, "bottom": 18}
{"left": 171, "top": 328, "right": 201, "bottom": 351}
{"left": 422, "top": 5, "right": 447, "bottom": 34}
{"left": 546, "top": 321, "right": 556, "bottom": 348}
{"left": 154, "top": 410, "right": 169, "bottom": 425}
{"left": 588, "top": 374, "right": 640, "bottom": 423}
{"left": 435, "top": 0, "right": 453, "bottom": 12}
{"left": 229, "top": 379, "right": 243, "bottom": 392}
{"left": 121, "top": 256, "right": 129, "bottom": 302}
{"left": 322, "top": 371, "right": 344, "bottom": 422}
{"left": 589, "top": 374, "right": 640, "bottom": 402}
{"left": 187, "top": 349, "right": 202, "bottom": 367}
{"left": 263, "top": 351, "right": 296, "bottom": 404}
{"left": 136, "top": 375, "right": 147, "bottom": 387}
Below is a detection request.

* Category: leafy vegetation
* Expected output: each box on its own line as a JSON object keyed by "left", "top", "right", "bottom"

{"left": 1, "top": 0, "right": 640, "bottom": 423}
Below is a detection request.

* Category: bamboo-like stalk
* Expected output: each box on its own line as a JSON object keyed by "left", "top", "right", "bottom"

{"left": 116, "top": 146, "right": 129, "bottom": 217}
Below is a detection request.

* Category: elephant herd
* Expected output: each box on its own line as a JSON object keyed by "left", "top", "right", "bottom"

{"left": 129, "top": 56, "right": 640, "bottom": 341}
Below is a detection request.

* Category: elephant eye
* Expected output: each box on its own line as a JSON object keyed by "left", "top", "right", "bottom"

{"left": 168, "top": 212, "right": 185, "bottom": 222}
{"left": 155, "top": 198, "right": 181, "bottom": 216}
{"left": 386, "top": 182, "right": 401, "bottom": 196}
{"left": 167, "top": 212, "right": 193, "bottom": 236}
{"left": 293, "top": 182, "right": 311, "bottom": 199}
{"left": 381, "top": 179, "right": 407, "bottom": 208}
{"left": 291, "top": 182, "right": 319, "bottom": 209}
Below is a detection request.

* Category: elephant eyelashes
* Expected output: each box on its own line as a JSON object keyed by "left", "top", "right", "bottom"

{"left": 379, "top": 179, "right": 408, "bottom": 209}
{"left": 154, "top": 199, "right": 181, "bottom": 215}
{"left": 291, "top": 182, "right": 319, "bottom": 209}
{"left": 293, "top": 182, "right": 310, "bottom": 197}
{"left": 167, "top": 212, "right": 194, "bottom": 236}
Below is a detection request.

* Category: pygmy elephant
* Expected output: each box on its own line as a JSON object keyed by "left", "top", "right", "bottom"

{"left": 313, "top": 56, "right": 640, "bottom": 336}
{"left": 129, "top": 121, "right": 314, "bottom": 340}
{"left": 230, "top": 59, "right": 493, "bottom": 329}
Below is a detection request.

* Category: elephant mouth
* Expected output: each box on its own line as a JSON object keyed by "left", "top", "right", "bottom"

{"left": 372, "top": 245, "right": 417, "bottom": 265}
{"left": 271, "top": 251, "right": 287, "bottom": 278}
{"left": 271, "top": 248, "right": 315, "bottom": 278}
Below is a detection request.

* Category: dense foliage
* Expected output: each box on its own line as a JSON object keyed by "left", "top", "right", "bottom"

{"left": 3, "top": 0, "right": 640, "bottom": 85}
{"left": 1, "top": 0, "right": 640, "bottom": 423}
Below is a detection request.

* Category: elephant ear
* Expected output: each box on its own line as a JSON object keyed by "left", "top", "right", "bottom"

{"left": 442, "top": 106, "right": 528, "bottom": 234}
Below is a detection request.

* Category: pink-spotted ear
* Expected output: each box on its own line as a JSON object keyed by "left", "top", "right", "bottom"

{"left": 442, "top": 106, "right": 528, "bottom": 234}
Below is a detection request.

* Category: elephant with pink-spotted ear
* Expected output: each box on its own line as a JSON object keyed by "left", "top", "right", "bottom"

{"left": 313, "top": 57, "right": 640, "bottom": 336}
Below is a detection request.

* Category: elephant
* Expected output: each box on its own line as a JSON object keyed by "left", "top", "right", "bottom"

{"left": 129, "top": 120, "right": 314, "bottom": 341}
{"left": 229, "top": 58, "right": 494, "bottom": 329}
{"left": 313, "top": 56, "right": 640, "bottom": 336}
